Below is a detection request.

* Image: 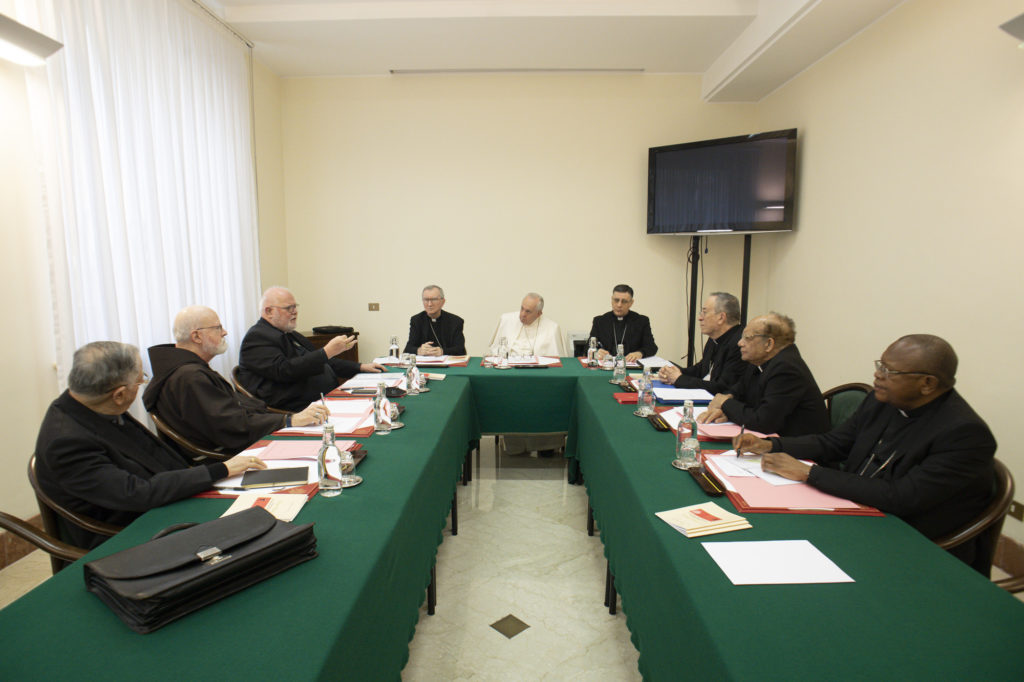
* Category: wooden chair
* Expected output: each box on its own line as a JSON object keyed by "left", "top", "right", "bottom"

{"left": 231, "top": 366, "right": 289, "bottom": 414}
{"left": 0, "top": 511, "right": 87, "bottom": 573}
{"left": 27, "top": 455, "right": 122, "bottom": 574}
{"left": 936, "top": 458, "right": 1019, "bottom": 590}
{"left": 822, "top": 382, "right": 872, "bottom": 428}
{"left": 149, "top": 412, "right": 231, "bottom": 462}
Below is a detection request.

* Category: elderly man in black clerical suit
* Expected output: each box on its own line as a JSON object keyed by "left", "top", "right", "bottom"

{"left": 698, "top": 312, "right": 829, "bottom": 436}
{"left": 34, "top": 341, "right": 265, "bottom": 549}
{"left": 145, "top": 305, "right": 329, "bottom": 454}
{"left": 403, "top": 285, "right": 466, "bottom": 356}
{"left": 658, "top": 291, "right": 744, "bottom": 394}
{"left": 588, "top": 284, "right": 657, "bottom": 363}
{"left": 735, "top": 334, "right": 997, "bottom": 573}
{"left": 237, "top": 286, "right": 384, "bottom": 412}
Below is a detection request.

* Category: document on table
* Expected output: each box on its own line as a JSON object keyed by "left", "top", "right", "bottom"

{"left": 653, "top": 387, "right": 714, "bottom": 404}
{"left": 221, "top": 492, "right": 308, "bottom": 522}
{"left": 638, "top": 356, "right": 672, "bottom": 368}
{"left": 708, "top": 453, "right": 802, "bottom": 486}
{"left": 659, "top": 405, "right": 708, "bottom": 432}
{"left": 340, "top": 372, "right": 406, "bottom": 389}
{"left": 214, "top": 459, "right": 316, "bottom": 491}
{"left": 254, "top": 439, "right": 356, "bottom": 461}
{"left": 702, "top": 540, "right": 854, "bottom": 585}
{"left": 275, "top": 412, "right": 374, "bottom": 436}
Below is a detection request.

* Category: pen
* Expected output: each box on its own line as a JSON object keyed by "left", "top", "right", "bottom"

{"left": 735, "top": 424, "right": 747, "bottom": 456}
{"left": 701, "top": 471, "right": 722, "bottom": 493}
{"left": 320, "top": 392, "right": 329, "bottom": 424}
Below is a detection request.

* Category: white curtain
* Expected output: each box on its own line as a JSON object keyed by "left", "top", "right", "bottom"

{"left": 19, "top": 0, "right": 260, "bottom": 418}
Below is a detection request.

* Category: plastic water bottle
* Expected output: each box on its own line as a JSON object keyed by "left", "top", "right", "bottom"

{"left": 317, "top": 424, "right": 343, "bottom": 497}
{"left": 612, "top": 343, "right": 626, "bottom": 384}
{"left": 676, "top": 400, "right": 700, "bottom": 469}
{"left": 635, "top": 367, "right": 655, "bottom": 417}
{"left": 587, "top": 337, "right": 598, "bottom": 367}
{"left": 388, "top": 335, "right": 400, "bottom": 359}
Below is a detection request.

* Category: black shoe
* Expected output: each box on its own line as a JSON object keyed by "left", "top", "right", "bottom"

{"left": 538, "top": 449, "right": 555, "bottom": 458}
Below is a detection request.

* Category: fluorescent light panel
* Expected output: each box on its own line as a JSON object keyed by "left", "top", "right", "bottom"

{"left": 0, "top": 13, "right": 62, "bottom": 67}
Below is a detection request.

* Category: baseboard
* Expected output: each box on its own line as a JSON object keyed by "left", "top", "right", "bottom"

{"left": 0, "top": 515, "right": 44, "bottom": 570}
{"left": 995, "top": 534, "right": 1024, "bottom": 577}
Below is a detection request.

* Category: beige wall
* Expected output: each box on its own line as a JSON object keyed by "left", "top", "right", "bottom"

{"left": 255, "top": 0, "right": 1024, "bottom": 543}
{"left": 752, "top": 0, "right": 1024, "bottom": 540}
{"left": 0, "top": 58, "right": 59, "bottom": 518}
{"left": 272, "top": 73, "right": 755, "bottom": 359}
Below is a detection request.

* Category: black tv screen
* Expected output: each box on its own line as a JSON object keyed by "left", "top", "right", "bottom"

{"left": 647, "top": 129, "right": 797, "bottom": 234}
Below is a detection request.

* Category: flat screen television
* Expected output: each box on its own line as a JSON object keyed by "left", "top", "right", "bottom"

{"left": 647, "top": 128, "right": 797, "bottom": 235}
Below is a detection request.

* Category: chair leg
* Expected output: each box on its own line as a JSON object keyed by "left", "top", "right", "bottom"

{"left": 451, "top": 489, "right": 458, "bottom": 536}
{"left": 587, "top": 503, "right": 595, "bottom": 536}
{"left": 604, "top": 563, "right": 611, "bottom": 607}
{"left": 427, "top": 564, "right": 437, "bottom": 615}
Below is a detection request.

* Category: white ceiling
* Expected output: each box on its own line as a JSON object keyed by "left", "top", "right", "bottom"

{"left": 212, "top": 0, "right": 904, "bottom": 101}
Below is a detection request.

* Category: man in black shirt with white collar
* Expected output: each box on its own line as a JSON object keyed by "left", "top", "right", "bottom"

{"left": 699, "top": 312, "right": 829, "bottom": 436}
{"left": 658, "top": 291, "right": 743, "bottom": 394}
{"left": 735, "top": 334, "right": 997, "bottom": 573}
{"left": 588, "top": 284, "right": 657, "bottom": 363}
{"left": 403, "top": 285, "right": 466, "bottom": 356}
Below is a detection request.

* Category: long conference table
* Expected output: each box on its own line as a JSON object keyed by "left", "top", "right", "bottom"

{"left": 2, "top": 358, "right": 1023, "bottom": 681}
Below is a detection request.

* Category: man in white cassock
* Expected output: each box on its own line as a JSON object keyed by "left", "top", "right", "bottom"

{"left": 488, "top": 292, "right": 566, "bottom": 357}
{"left": 488, "top": 292, "right": 567, "bottom": 456}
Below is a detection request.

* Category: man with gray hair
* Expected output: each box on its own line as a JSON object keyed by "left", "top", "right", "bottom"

{"left": 238, "top": 286, "right": 384, "bottom": 412}
{"left": 488, "top": 292, "right": 566, "bottom": 357}
{"left": 699, "top": 312, "right": 829, "bottom": 436}
{"left": 488, "top": 293, "right": 566, "bottom": 456}
{"left": 403, "top": 285, "right": 466, "bottom": 356}
{"left": 144, "top": 306, "right": 329, "bottom": 454}
{"left": 34, "top": 341, "right": 266, "bottom": 549}
{"left": 659, "top": 292, "right": 744, "bottom": 393}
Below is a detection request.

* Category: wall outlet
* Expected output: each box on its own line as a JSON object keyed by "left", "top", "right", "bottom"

{"left": 1009, "top": 501, "right": 1024, "bottom": 522}
{"left": 368, "top": 303, "right": 380, "bottom": 311}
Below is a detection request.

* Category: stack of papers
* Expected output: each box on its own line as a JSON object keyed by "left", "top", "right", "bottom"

{"left": 221, "top": 492, "right": 308, "bottom": 522}
{"left": 340, "top": 373, "right": 406, "bottom": 390}
{"left": 655, "top": 501, "right": 751, "bottom": 538}
{"left": 652, "top": 387, "right": 714, "bottom": 404}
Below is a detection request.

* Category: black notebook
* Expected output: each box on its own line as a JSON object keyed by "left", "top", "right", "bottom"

{"left": 240, "top": 466, "right": 309, "bottom": 489}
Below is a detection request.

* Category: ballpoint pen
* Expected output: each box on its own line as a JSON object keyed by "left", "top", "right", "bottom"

{"left": 320, "top": 392, "right": 329, "bottom": 424}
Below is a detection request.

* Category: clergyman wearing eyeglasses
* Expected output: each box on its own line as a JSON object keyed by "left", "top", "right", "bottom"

{"left": 403, "top": 285, "right": 466, "bottom": 357}
{"left": 237, "top": 286, "right": 385, "bottom": 412}
{"left": 698, "top": 312, "right": 830, "bottom": 436}
{"left": 734, "top": 334, "right": 997, "bottom": 574}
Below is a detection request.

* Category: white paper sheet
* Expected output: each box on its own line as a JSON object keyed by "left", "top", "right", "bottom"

{"left": 213, "top": 459, "right": 317, "bottom": 491}
{"left": 660, "top": 405, "right": 709, "bottom": 431}
{"left": 708, "top": 453, "right": 803, "bottom": 486}
{"left": 653, "top": 387, "right": 714, "bottom": 403}
{"left": 638, "top": 356, "right": 672, "bottom": 368}
{"left": 701, "top": 540, "right": 854, "bottom": 585}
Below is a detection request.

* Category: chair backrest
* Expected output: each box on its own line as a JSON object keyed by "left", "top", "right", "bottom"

{"left": 0, "top": 511, "right": 87, "bottom": 575}
{"left": 935, "top": 458, "right": 1014, "bottom": 578}
{"left": 822, "top": 382, "right": 872, "bottom": 428}
{"left": 149, "top": 412, "right": 230, "bottom": 462}
{"left": 231, "top": 366, "right": 289, "bottom": 414}
{"left": 27, "top": 454, "right": 122, "bottom": 573}
{"left": 231, "top": 365, "right": 257, "bottom": 399}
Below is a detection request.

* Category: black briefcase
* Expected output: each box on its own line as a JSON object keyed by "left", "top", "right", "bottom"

{"left": 83, "top": 506, "right": 317, "bottom": 633}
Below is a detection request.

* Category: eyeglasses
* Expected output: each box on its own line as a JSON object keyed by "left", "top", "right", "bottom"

{"left": 270, "top": 304, "right": 299, "bottom": 313}
{"left": 111, "top": 372, "right": 149, "bottom": 392}
{"left": 873, "top": 360, "right": 934, "bottom": 378}
{"left": 422, "top": 298, "right": 442, "bottom": 303}
{"left": 194, "top": 325, "right": 224, "bottom": 333}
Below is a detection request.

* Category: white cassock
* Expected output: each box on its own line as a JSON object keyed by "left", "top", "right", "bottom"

{"left": 488, "top": 312, "right": 567, "bottom": 454}
{"left": 488, "top": 312, "right": 566, "bottom": 357}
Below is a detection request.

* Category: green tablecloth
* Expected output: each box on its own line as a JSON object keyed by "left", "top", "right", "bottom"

{"left": 573, "top": 378, "right": 1024, "bottom": 681}
{"left": 0, "top": 376, "right": 477, "bottom": 681}
{"left": 436, "top": 357, "right": 591, "bottom": 433}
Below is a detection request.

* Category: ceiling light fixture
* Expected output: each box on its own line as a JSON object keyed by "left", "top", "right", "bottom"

{"left": 0, "top": 13, "right": 62, "bottom": 67}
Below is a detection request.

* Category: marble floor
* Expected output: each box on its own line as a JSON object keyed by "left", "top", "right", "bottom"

{"left": 0, "top": 440, "right": 642, "bottom": 680}
{"left": 403, "top": 439, "right": 641, "bottom": 681}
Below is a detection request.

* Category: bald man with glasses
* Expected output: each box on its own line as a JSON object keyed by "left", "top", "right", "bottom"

{"left": 734, "top": 334, "right": 997, "bottom": 574}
